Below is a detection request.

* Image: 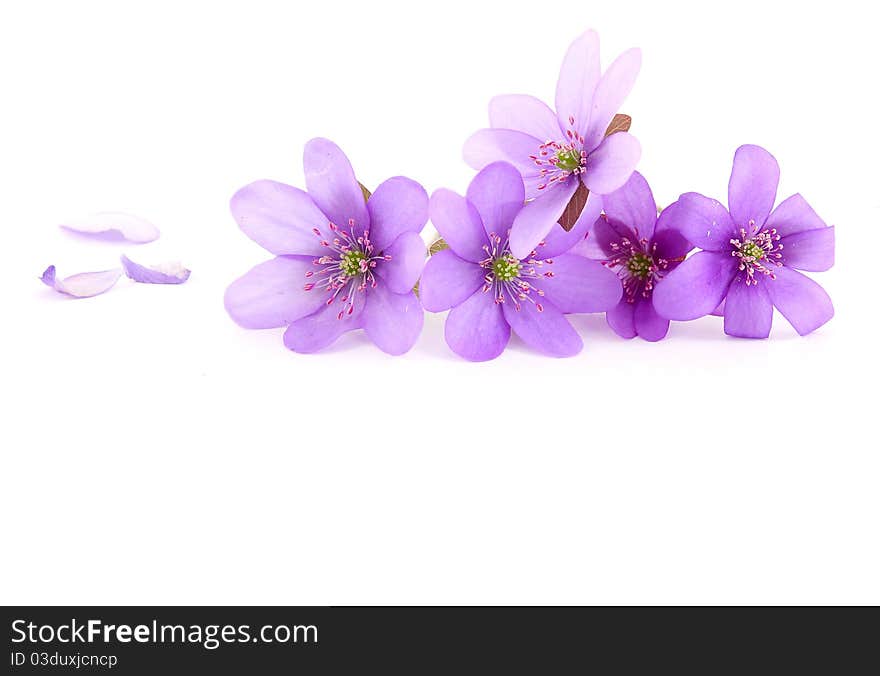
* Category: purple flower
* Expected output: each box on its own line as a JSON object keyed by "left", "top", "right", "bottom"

{"left": 225, "top": 138, "right": 429, "bottom": 354}
{"left": 653, "top": 145, "right": 835, "bottom": 338}
{"left": 420, "top": 162, "right": 622, "bottom": 361}
{"left": 463, "top": 30, "right": 641, "bottom": 259}
{"left": 578, "top": 172, "right": 693, "bottom": 341}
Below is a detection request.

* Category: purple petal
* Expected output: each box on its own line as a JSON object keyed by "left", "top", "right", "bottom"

{"left": 581, "top": 132, "right": 641, "bottom": 195}
{"left": 555, "top": 30, "right": 601, "bottom": 137}
{"left": 602, "top": 171, "right": 657, "bottom": 241}
{"left": 466, "top": 162, "right": 525, "bottom": 238}
{"left": 509, "top": 180, "right": 577, "bottom": 260}
{"left": 538, "top": 192, "right": 603, "bottom": 259}
{"left": 672, "top": 193, "right": 737, "bottom": 252}
{"left": 230, "top": 180, "right": 328, "bottom": 257}
{"left": 653, "top": 203, "right": 695, "bottom": 261}
{"left": 366, "top": 176, "right": 428, "bottom": 252}
{"left": 303, "top": 138, "right": 369, "bottom": 234}
{"left": 502, "top": 300, "right": 582, "bottom": 357}
{"left": 583, "top": 48, "right": 642, "bottom": 151}
{"left": 40, "top": 266, "right": 57, "bottom": 287}
{"left": 764, "top": 193, "right": 827, "bottom": 238}
{"left": 121, "top": 255, "right": 190, "bottom": 284}
{"left": 40, "top": 265, "right": 122, "bottom": 298}
{"left": 60, "top": 212, "right": 160, "bottom": 244}
{"left": 728, "top": 144, "right": 779, "bottom": 230}
{"left": 428, "top": 189, "right": 487, "bottom": 262}
{"left": 539, "top": 253, "right": 622, "bottom": 313}
{"left": 780, "top": 226, "right": 834, "bottom": 272}
{"left": 764, "top": 266, "right": 833, "bottom": 336}
{"left": 634, "top": 299, "right": 670, "bottom": 342}
{"left": 723, "top": 280, "right": 772, "bottom": 339}
{"left": 576, "top": 212, "right": 633, "bottom": 259}
{"left": 362, "top": 287, "right": 423, "bottom": 355}
{"left": 652, "top": 251, "right": 737, "bottom": 321}
{"left": 283, "top": 292, "right": 365, "bottom": 353}
{"left": 711, "top": 300, "right": 726, "bottom": 317}
{"left": 445, "top": 290, "right": 510, "bottom": 361}
{"left": 418, "top": 250, "right": 485, "bottom": 312}
{"left": 377, "top": 231, "right": 426, "bottom": 294}
{"left": 489, "top": 94, "right": 562, "bottom": 143}
{"left": 224, "top": 256, "right": 325, "bottom": 329}
{"left": 462, "top": 129, "right": 543, "bottom": 184}
{"left": 606, "top": 300, "right": 636, "bottom": 339}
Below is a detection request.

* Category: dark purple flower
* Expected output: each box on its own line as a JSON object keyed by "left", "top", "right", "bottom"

{"left": 577, "top": 172, "right": 693, "bottom": 341}
{"left": 420, "top": 162, "right": 622, "bottom": 361}
{"left": 225, "top": 138, "right": 428, "bottom": 354}
{"left": 463, "top": 30, "right": 641, "bottom": 259}
{"left": 653, "top": 145, "right": 835, "bottom": 338}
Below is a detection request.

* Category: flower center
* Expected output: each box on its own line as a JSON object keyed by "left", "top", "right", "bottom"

{"left": 480, "top": 232, "right": 555, "bottom": 312}
{"left": 302, "top": 218, "right": 391, "bottom": 319}
{"left": 626, "top": 252, "right": 653, "bottom": 279}
{"left": 739, "top": 240, "right": 765, "bottom": 261}
{"left": 555, "top": 148, "right": 581, "bottom": 173}
{"left": 730, "top": 226, "right": 783, "bottom": 285}
{"left": 339, "top": 249, "right": 367, "bottom": 277}
{"left": 529, "top": 115, "right": 587, "bottom": 191}
{"left": 601, "top": 219, "right": 669, "bottom": 303}
{"left": 491, "top": 255, "right": 521, "bottom": 282}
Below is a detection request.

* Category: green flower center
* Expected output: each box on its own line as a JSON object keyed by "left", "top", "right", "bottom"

{"left": 555, "top": 148, "right": 581, "bottom": 172}
{"left": 339, "top": 250, "right": 366, "bottom": 277}
{"left": 492, "top": 255, "right": 521, "bottom": 282}
{"left": 626, "top": 253, "right": 653, "bottom": 279}
{"left": 740, "top": 241, "right": 765, "bottom": 260}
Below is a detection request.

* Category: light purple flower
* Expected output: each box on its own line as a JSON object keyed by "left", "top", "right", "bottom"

{"left": 420, "top": 162, "right": 622, "bottom": 361}
{"left": 578, "top": 172, "right": 693, "bottom": 341}
{"left": 463, "top": 30, "right": 641, "bottom": 259}
{"left": 652, "top": 145, "right": 835, "bottom": 338}
{"left": 225, "top": 138, "right": 428, "bottom": 355}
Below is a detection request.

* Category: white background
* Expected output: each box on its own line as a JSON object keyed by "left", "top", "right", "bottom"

{"left": 2, "top": 0, "right": 878, "bottom": 605}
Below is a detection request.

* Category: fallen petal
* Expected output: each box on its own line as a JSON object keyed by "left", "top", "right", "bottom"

{"left": 60, "top": 212, "right": 160, "bottom": 243}
{"left": 121, "top": 255, "right": 191, "bottom": 284}
{"left": 40, "top": 265, "right": 122, "bottom": 298}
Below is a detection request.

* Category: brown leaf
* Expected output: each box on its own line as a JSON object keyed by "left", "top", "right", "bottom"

{"left": 604, "top": 113, "right": 632, "bottom": 137}
{"left": 558, "top": 182, "right": 590, "bottom": 232}
{"left": 428, "top": 238, "right": 449, "bottom": 256}
{"left": 359, "top": 182, "right": 372, "bottom": 202}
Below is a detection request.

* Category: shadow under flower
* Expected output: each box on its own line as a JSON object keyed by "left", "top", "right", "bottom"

{"left": 565, "top": 313, "right": 628, "bottom": 345}
{"left": 415, "top": 312, "right": 468, "bottom": 362}
{"left": 312, "top": 329, "right": 376, "bottom": 355}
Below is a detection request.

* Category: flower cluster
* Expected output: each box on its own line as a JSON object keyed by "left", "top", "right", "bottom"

{"left": 226, "top": 31, "right": 834, "bottom": 360}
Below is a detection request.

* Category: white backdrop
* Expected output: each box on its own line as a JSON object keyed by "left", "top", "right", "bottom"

{"left": 2, "top": 0, "right": 878, "bottom": 604}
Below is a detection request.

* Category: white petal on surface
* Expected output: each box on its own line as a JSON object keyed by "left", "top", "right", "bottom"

{"left": 40, "top": 265, "right": 122, "bottom": 298}
{"left": 60, "top": 212, "right": 160, "bottom": 243}
{"left": 121, "top": 255, "right": 191, "bottom": 284}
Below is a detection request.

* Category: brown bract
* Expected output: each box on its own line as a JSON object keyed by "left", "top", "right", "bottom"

{"left": 604, "top": 113, "right": 632, "bottom": 137}
{"left": 428, "top": 238, "right": 449, "bottom": 256}
{"left": 557, "top": 113, "right": 632, "bottom": 231}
